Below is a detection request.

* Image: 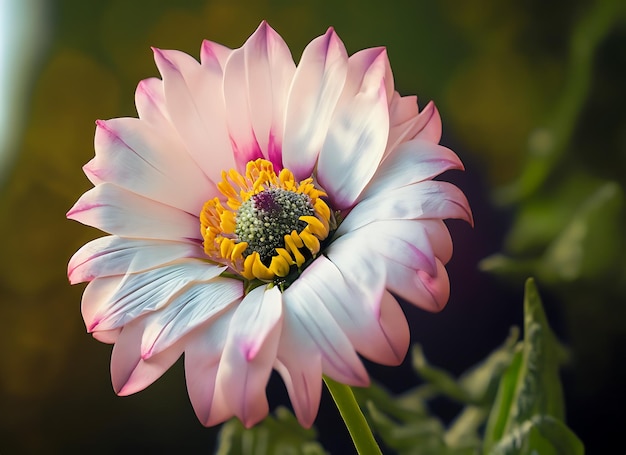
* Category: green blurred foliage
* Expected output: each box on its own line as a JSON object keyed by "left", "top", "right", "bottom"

{"left": 216, "top": 407, "right": 327, "bottom": 455}
{"left": 0, "top": 0, "right": 624, "bottom": 452}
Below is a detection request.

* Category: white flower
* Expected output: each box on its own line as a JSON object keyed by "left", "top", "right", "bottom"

{"left": 67, "top": 21, "right": 472, "bottom": 428}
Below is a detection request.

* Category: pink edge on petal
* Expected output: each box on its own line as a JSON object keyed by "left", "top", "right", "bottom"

{"left": 414, "top": 101, "right": 442, "bottom": 143}
{"left": 417, "top": 262, "right": 450, "bottom": 312}
{"left": 66, "top": 201, "right": 104, "bottom": 220}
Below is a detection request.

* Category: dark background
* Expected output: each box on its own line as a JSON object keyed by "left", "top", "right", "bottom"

{"left": 1, "top": 0, "right": 624, "bottom": 453}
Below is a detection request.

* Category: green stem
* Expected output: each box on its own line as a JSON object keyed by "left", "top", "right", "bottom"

{"left": 323, "top": 376, "right": 382, "bottom": 455}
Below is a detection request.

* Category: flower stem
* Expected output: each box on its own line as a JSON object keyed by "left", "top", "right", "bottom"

{"left": 323, "top": 376, "right": 382, "bottom": 455}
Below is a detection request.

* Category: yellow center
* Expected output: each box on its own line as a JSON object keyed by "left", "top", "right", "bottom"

{"left": 200, "top": 159, "right": 331, "bottom": 282}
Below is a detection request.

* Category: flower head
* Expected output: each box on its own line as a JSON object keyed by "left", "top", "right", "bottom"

{"left": 67, "top": 21, "right": 472, "bottom": 429}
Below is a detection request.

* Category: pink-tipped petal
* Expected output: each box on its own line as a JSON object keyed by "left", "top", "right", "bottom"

{"left": 223, "top": 21, "right": 295, "bottom": 169}
{"left": 153, "top": 47, "right": 234, "bottom": 183}
{"left": 294, "top": 255, "right": 409, "bottom": 366}
{"left": 342, "top": 47, "right": 394, "bottom": 107}
{"left": 361, "top": 139, "right": 464, "bottom": 201}
{"left": 184, "top": 306, "right": 236, "bottom": 427}
{"left": 111, "top": 317, "right": 185, "bottom": 396}
{"left": 140, "top": 278, "right": 242, "bottom": 359}
{"left": 92, "top": 328, "right": 121, "bottom": 344}
{"left": 200, "top": 39, "right": 231, "bottom": 70}
{"left": 413, "top": 101, "right": 442, "bottom": 143}
{"left": 81, "top": 261, "right": 224, "bottom": 333}
{"left": 330, "top": 220, "right": 437, "bottom": 277}
{"left": 282, "top": 28, "right": 348, "bottom": 180}
{"left": 215, "top": 286, "right": 283, "bottom": 428}
{"left": 87, "top": 118, "right": 215, "bottom": 214}
{"left": 67, "top": 183, "right": 201, "bottom": 241}
{"left": 317, "top": 52, "right": 389, "bottom": 209}
{"left": 274, "top": 333, "right": 323, "bottom": 428}
{"left": 282, "top": 267, "right": 370, "bottom": 386}
{"left": 337, "top": 180, "right": 473, "bottom": 236}
{"left": 135, "top": 77, "right": 170, "bottom": 127}
{"left": 68, "top": 236, "right": 204, "bottom": 284}
{"left": 387, "top": 258, "right": 451, "bottom": 312}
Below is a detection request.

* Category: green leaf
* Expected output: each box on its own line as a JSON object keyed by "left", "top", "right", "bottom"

{"left": 215, "top": 406, "right": 326, "bottom": 455}
{"left": 489, "top": 415, "right": 584, "bottom": 455}
{"left": 483, "top": 278, "right": 583, "bottom": 454}
{"left": 410, "top": 326, "right": 520, "bottom": 406}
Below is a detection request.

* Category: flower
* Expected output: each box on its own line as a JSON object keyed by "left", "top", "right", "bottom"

{"left": 67, "top": 21, "right": 472, "bottom": 429}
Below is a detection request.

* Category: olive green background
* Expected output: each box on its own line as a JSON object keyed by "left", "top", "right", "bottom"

{"left": 1, "top": 0, "right": 624, "bottom": 452}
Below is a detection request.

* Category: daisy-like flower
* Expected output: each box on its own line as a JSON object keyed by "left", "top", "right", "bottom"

{"left": 67, "top": 21, "right": 472, "bottom": 429}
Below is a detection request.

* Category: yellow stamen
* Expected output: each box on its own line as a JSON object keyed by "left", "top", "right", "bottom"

{"left": 200, "top": 159, "right": 332, "bottom": 282}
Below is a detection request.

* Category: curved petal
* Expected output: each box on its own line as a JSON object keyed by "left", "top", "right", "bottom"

{"left": 81, "top": 260, "right": 225, "bottom": 333}
{"left": 422, "top": 219, "right": 454, "bottom": 264}
{"left": 282, "top": 265, "right": 369, "bottom": 386}
{"left": 135, "top": 77, "right": 170, "bottom": 127}
{"left": 282, "top": 28, "right": 348, "bottom": 180}
{"left": 385, "top": 258, "right": 451, "bottom": 312}
{"left": 385, "top": 92, "right": 419, "bottom": 154}
{"left": 361, "top": 138, "right": 464, "bottom": 201}
{"left": 336, "top": 180, "right": 473, "bottom": 236}
{"left": 68, "top": 236, "right": 204, "bottom": 284}
{"left": 342, "top": 47, "right": 393, "bottom": 106}
{"left": 200, "top": 39, "right": 231, "bottom": 70}
{"left": 67, "top": 183, "right": 201, "bottom": 241}
{"left": 153, "top": 47, "right": 234, "bottom": 183}
{"left": 92, "top": 328, "right": 121, "bottom": 344}
{"left": 412, "top": 101, "right": 442, "bottom": 143}
{"left": 317, "top": 50, "right": 389, "bottom": 209}
{"left": 223, "top": 21, "right": 296, "bottom": 169}
{"left": 274, "top": 332, "right": 322, "bottom": 428}
{"left": 85, "top": 118, "right": 215, "bottom": 214}
{"left": 110, "top": 316, "right": 186, "bottom": 396}
{"left": 184, "top": 306, "right": 236, "bottom": 426}
{"left": 330, "top": 220, "right": 437, "bottom": 277}
{"left": 295, "top": 255, "right": 409, "bottom": 366}
{"left": 215, "top": 285, "right": 283, "bottom": 428}
{"left": 141, "top": 278, "right": 242, "bottom": 358}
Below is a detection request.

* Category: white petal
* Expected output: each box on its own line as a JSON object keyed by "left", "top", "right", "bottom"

{"left": 282, "top": 28, "right": 348, "bottom": 180}
{"left": 412, "top": 101, "right": 442, "bottom": 143}
{"left": 67, "top": 183, "right": 201, "bottom": 241}
{"left": 68, "top": 236, "right": 204, "bottom": 284}
{"left": 294, "top": 255, "right": 408, "bottom": 366}
{"left": 141, "top": 278, "right": 242, "bottom": 358}
{"left": 385, "top": 258, "right": 451, "bottom": 312}
{"left": 84, "top": 118, "right": 215, "bottom": 214}
{"left": 110, "top": 317, "right": 186, "bottom": 396}
{"left": 134, "top": 77, "right": 170, "bottom": 127}
{"left": 317, "top": 51, "right": 389, "bottom": 209}
{"left": 274, "top": 335, "right": 322, "bottom": 428}
{"left": 363, "top": 139, "right": 464, "bottom": 200}
{"left": 336, "top": 180, "right": 473, "bottom": 236}
{"left": 81, "top": 260, "right": 224, "bottom": 332}
{"left": 330, "top": 220, "right": 437, "bottom": 277}
{"left": 184, "top": 306, "right": 236, "bottom": 426}
{"left": 223, "top": 21, "right": 296, "bottom": 168}
{"left": 153, "top": 47, "right": 234, "bottom": 183}
{"left": 282, "top": 266, "right": 369, "bottom": 386}
{"left": 343, "top": 47, "right": 394, "bottom": 107}
{"left": 385, "top": 92, "right": 419, "bottom": 154}
{"left": 422, "top": 219, "right": 454, "bottom": 264}
{"left": 215, "top": 285, "right": 283, "bottom": 428}
{"left": 200, "top": 39, "right": 231, "bottom": 70}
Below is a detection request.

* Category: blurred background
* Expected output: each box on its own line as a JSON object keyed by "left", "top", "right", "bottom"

{"left": 0, "top": 0, "right": 624, "bottom": 453}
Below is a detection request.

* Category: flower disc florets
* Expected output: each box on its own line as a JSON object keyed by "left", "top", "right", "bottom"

{"left": 200, "top": 159, "right": 331, "bottom": 283}
{"left": 236, "top": 188, "right": 315, "bottom": 262}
